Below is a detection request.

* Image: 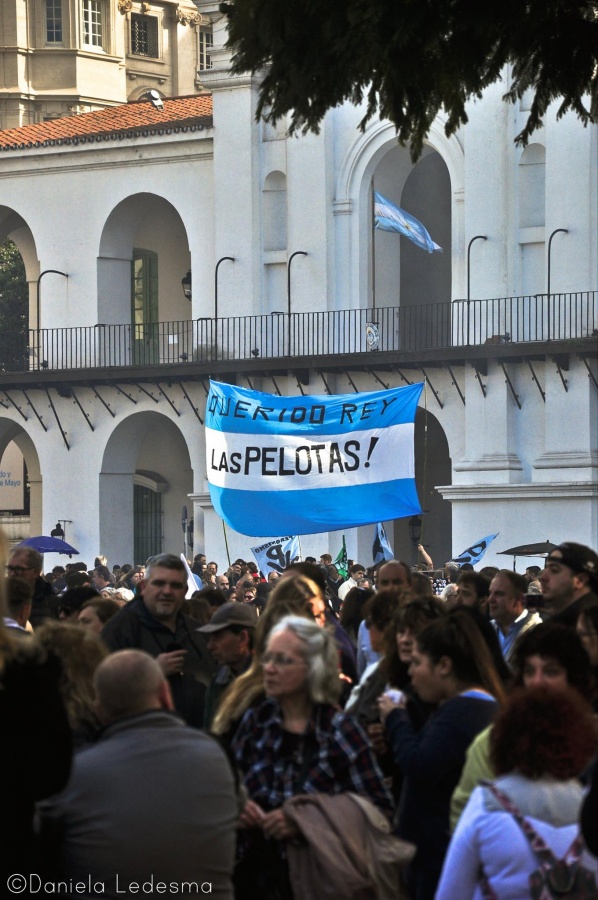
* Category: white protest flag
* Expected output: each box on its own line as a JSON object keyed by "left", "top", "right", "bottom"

{"left": 205, "top": 380, "right": 423, "bottom": 537}
{"left": 251, "top": 536, "right": 300, "bottom": 577}
{"left": 452, "top": 534, "right": 499, "bottom": 566}
{"left": 180, "top": 553, "right": 201, "bottom": 598}
{"left": 372, "top": 522, "right": 394, "bottom": 566}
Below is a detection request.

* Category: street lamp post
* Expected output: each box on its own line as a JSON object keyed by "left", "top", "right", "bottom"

{"left": 287, "top": 251, "right": 307, "bottom": 357}
{"left": 547, "top": 228, "right": 568, "bottom": 341}
{"left": 466, "top": 235, "right": 486, "bottom": 346}
{"left": 214, "top": 256, "right": 235, "bottom": 321}
{"left": 36, "top": 269, "right": 68, "bottom": 331}
{"left": 287, "top": 251, "right": 307, "bottom": 316}
{"left": 35, "top": 270, "right": 68, "bottom": 369}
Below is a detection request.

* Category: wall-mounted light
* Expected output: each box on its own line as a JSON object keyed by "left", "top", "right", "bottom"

{"left": 51, "top": 519, "right": 71, "bottom": 540}
{"left": 408, "top": 515, "right": 422, "bottom": 545}
{"left": 182, "top": 270, "right": 192, "bottom": 301}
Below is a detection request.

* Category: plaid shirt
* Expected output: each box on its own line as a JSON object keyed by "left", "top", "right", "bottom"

{"left": 232, "top": 697, "right": 393, "bottom": 818}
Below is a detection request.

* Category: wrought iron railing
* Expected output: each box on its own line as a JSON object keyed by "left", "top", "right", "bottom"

{"left": 0, "top": 292, "right": 596, "bottom": 374}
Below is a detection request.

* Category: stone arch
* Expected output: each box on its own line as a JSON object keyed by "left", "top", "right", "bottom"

{"left": 0, "top": 206, "right": 41, "bottom": 331}
{"left": 0, "top": 419, "right": 43, "bottom": 538}
{"left": 97, "top": 192, "right": 192, "bottom": 327}
{"left": 334, "top": 118, "right": 464, "bottom": 310}
{"left": 391, "top": 404, "right": 452, "bottom": 566}
{"left": 100, "top": 411, "right": 193, "bottom": 565}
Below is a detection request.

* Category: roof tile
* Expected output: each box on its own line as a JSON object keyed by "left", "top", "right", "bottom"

{"left": 0, "top": 95, "right": 213, "bottom": 150}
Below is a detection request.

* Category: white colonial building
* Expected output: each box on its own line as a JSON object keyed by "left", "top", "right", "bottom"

{"left": 0, "top": 3, "right": 596, "bottom": 569}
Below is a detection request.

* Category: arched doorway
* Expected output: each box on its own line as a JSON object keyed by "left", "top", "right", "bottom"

{"left": 0, "top": 207, "right": 40, "bottom": 366}
{"left": 100, "top": 412, "right": 193, "bottom": 565}
{"left": 372, "top": 145, "right": 452, "bottom": 349}
{"left": 0, "top": 421, "right": 43, "bottom": 543}
{"left": 391, "top": 404, "right": 452, "bottom": 568}
{"left": 97, "top": 193, "right": 192, "bottom": 332}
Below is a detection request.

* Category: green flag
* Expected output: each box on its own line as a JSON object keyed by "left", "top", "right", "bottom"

{"left": 333, "top": 535, "right": 348, "bottom": 579}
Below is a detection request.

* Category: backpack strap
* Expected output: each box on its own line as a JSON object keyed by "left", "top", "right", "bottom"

{"left": 484, "top": 782, "right": 584, "bottom": 892}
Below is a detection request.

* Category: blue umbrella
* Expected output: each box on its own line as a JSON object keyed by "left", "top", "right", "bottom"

{"left": 16, "top": 535, "right": 79, "bottom": 556}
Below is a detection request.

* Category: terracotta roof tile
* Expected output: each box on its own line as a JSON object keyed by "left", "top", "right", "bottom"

{"left": 0, "top": 95, "right": 213, "bottom": 150}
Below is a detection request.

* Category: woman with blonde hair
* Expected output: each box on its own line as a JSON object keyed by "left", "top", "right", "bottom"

{"left": 210, "top": 574, "right": 319, "bottom": 744}
{"left": 35, "top": 620, "right": 109, "bottom": 746}
{"left": 0, "top": 528, "right": 72, "bottom": 880}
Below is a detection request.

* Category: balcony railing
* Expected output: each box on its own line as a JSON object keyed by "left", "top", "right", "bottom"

{"left": 0, "top": 292, "right": 596, "bottom": 374}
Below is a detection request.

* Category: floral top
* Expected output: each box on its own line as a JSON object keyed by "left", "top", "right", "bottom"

{"left": 232, "top": 697, "right": 393, "bottom": 817}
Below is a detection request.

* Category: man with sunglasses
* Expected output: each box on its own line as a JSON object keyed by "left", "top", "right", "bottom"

{"left": 7, "top": 546, "right": 58, "bottom": 626}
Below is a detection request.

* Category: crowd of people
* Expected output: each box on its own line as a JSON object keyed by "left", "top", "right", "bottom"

{"left": 1, "top": 531, "right": 598, "bottom": 899}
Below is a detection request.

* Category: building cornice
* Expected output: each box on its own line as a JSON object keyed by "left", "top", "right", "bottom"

{"left": 437, "top": 482, "right": 598, "bottom": 501}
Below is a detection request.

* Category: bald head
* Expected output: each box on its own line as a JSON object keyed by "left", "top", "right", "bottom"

{"left": 94, "top": 650, "right": 172, "bottom": 724}
{"left": 376, "top": 560, "right": 411, "bottom": 592}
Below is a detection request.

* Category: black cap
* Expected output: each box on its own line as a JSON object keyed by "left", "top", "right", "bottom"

{"left": 547, "top": 543, "right": 598, "bottom": 589}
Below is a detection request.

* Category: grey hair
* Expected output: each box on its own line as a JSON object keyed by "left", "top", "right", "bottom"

{"left": 267, "top": 614, "right": 341, "bottom": 705}
{"left": 10, "top": 545, "right": 43, "bottom": 573}
{"left": 145, "top": 554, "right": 187, "bottom": 580}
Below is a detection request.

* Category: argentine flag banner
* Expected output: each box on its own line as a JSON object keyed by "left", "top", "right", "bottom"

{"left": 374, "top": 192, "right": 442, "bottom": 254}
{"left": 205, "top": 379, "right": 423, "bottom": 537}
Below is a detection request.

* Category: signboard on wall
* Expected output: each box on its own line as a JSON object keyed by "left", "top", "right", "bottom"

{"left": 0, "top": 441, "right": 25, "bottom": 510}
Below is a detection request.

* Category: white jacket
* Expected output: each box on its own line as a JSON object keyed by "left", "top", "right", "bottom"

{"left": 436, "top": 773, "right": 597, "bottom": 900}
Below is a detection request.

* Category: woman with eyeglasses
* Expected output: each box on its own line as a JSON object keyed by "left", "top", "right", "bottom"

{"left": 232, "top": 614, "right": 393, "bottom": 900}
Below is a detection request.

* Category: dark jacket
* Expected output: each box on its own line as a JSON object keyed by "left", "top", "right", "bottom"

{"left": 30, "top": 576, "right": 59, "bottom": 626}
{"left": 204, "top": 655, "right": 253, "bottom": 729}
{"left": 101, "top": 598, "right": 214, "bottom": 728}
{"left": 549, "top": 590, "right": 598, "bottom": 628}
{"left": 386, "top": 694, "right": 498, "bottom": 899}
{"left": 38, "top": 710, "right": 237, "bottom": 898}
{"left": 0, "top": 644, "right": 72, "bottom": 880}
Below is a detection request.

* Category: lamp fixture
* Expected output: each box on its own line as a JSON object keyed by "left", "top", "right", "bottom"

{"left": 182, "top": 270, "right": 192, "bottom": 301}
{"left": 50, "top": 522, "right": 65, "bottom": 538}
{"left": 408, "top": 515, "right": 422, "bottom": 545}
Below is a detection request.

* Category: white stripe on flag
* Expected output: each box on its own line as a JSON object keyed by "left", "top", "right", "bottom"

{"left": 206, "top": 423, "right": 415, "bottom": 491}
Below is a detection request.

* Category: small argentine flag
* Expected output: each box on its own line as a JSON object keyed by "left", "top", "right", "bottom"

{"left": 374, "top": 192, "right": 442, "bottom": 254}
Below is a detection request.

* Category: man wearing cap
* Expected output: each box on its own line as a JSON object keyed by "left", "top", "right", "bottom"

{"left": 199, "top": 603, "right": 257, "bottom": 728}
{"left": 539, "top": 542, "right": 598, "bottom": 627}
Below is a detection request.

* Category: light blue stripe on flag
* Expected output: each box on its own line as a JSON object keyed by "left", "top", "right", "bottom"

{"left": 452, "top": 533, "right": 499, "bottom": 566}
{"left": 205, "top": 380, "right": 423, "bottom": 537}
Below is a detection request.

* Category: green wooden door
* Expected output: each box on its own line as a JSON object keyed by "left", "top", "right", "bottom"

{"left": 131, "top": 249, "right": 159, "bottom": 363}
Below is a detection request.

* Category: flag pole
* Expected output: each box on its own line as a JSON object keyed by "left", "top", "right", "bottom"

{"left": 222, "top": 519, "right": 231, "bottom": 567}
{"left": 371, "top": 181, "right": 376, "bottom": 311}
{"left": 421, "top": 378, "right": 428, "bottom": 546}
